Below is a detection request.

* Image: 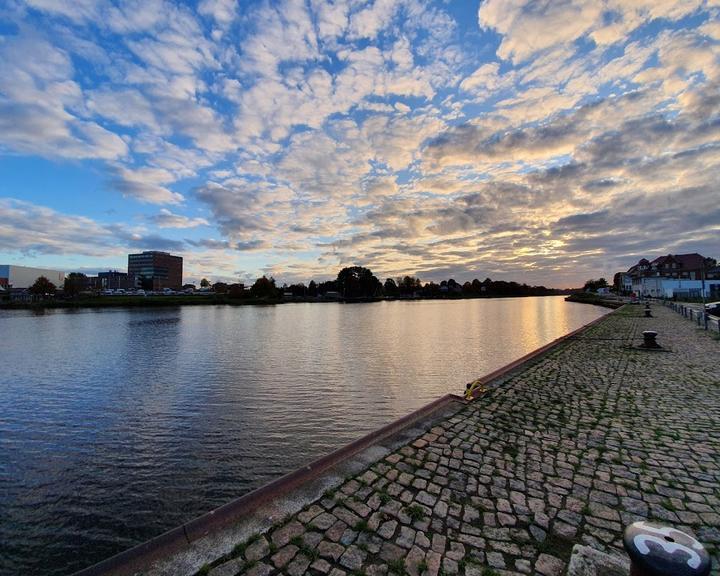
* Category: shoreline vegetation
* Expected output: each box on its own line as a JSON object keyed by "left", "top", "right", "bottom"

{"left": 0, "top": 291, "right": 579, "bottom": 311}
{"left": 2, "top": 265, "right": 580, "bottom": 311}
{"left": 564, "top": 292, "right": 625, "bottom": 309}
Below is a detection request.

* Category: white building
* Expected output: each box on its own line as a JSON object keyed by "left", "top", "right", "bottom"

{"left": 632, "top": 276, "right": 720, "bottom": 299}
{"left": 0, "top": 265, "right": 65, "bottom": 289}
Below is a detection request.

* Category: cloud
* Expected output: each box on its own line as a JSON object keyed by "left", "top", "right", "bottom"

{"left": 347, "top": 0, "right": 398, "bottom": 40}
{"left": 478, "top": 0, "right": 708, "bottom": 64}
{"left": 1, "top": 0, "right": 719, "bottom": 286}
{"left": 198, "top": 0, "right": 236, "bottom": 27}
{"left": 150, "top": 209, "right": 209, "bottom": 228}
{"left": 109, "top": 166, "right": 184, "bottom": 204}
{"left": 0, "top": 30, "right": 127, "bottom": 160}
{"left": 0, "top": 198, "right": 186, "bottom": 257}
{"left": 24, "top": 0, "right": 101, "bottom": 22}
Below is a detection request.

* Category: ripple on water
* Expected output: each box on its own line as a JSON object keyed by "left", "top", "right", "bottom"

{"left": 0, "top": 297, "right": 607, "bottom": 576}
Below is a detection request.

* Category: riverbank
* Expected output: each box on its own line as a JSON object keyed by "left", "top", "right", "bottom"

{"left": 0, "top": 292, "right": 575, "bottom": 311}
{"left": 74, "top": 303, "right": 720, "bottom": 576}
{"left": 564, "top": 293, "right": 625, "bottom": 309}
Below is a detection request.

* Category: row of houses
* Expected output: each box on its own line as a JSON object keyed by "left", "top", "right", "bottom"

{"left": 615, "top": 253, "right": 720, "bottom": 299}
{"left": 1, "top": 251, "right": 184, "bottom": 300}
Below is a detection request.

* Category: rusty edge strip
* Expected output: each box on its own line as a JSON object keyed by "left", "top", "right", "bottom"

{"left": 73, "top": 307, "right": 617, "bottom": 576}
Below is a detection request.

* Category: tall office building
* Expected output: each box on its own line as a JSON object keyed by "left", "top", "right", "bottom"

{"left": 127, "top": 251, "right": 183, "bottom": 290}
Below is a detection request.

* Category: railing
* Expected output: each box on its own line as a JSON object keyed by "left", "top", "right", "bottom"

{"left": 664, "top": 300, "right": 720, "bottom": 333}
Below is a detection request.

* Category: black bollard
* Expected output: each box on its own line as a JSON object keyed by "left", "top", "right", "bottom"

{"left": 623, "top": 521, "right": 711, "bottom": 576}
{"left": 642, "top": 330, "right": 661, "bottom": 348}
{"left": 644, "top": 303, "right": 652, "bottom": 318}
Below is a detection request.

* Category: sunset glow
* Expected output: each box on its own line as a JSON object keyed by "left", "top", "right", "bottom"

{"left": 1, "top": 0, "right": 719, "bottom": 286}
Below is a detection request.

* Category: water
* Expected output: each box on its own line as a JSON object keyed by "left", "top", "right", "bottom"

{"left": 0, "top": 297, "right": 607, "bottom": 575}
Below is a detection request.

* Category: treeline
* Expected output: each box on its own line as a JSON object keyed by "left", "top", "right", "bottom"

{"left": 204, "top": 266, "right": 567, "bottom": 300}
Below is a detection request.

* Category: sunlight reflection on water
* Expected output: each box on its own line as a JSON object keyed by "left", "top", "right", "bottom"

{"left": 0, "top": 297, "right": 607, "bottom": 575}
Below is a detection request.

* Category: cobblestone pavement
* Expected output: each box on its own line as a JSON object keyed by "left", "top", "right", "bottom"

{"left": 198, "top": 304, "right": 720, "bottom": 576}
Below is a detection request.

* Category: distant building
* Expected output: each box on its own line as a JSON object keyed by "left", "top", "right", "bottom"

{"left": 0, "top": 265, "right": 65, "bottom": 289}
{"left": 98, "top": 270, "right": 135, "bottom": 290}
{"left": 613, "top": 272, "right": 632, "bottom": 294}
{"left": 127, "top": 251, "right": 183, "bottom": 290}
{"left": 622, "top": 253, "right": 720, "bottom": 298}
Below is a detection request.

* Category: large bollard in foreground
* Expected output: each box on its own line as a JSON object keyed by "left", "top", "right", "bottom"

{"left": 641, "top": 330, "right": 661, "bottom": 349}
{"left": 623, "top": 521, "right": 711, "bottom": 576}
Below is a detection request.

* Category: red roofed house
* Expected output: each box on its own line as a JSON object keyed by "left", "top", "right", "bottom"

{"left": 626, "top": 253, "right": 720, "bottom": 298}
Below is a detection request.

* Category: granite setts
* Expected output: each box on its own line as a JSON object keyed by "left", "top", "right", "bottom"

{"left": 199, "top": 305, "right": 720, "bottom": 576}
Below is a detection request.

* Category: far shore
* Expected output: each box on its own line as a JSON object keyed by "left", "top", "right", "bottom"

{"left": 0, "top": 292, "right": 577, "bottom": 311}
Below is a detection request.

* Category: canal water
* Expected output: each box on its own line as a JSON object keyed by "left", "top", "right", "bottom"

{"left": 0, "top": 297, "right": 607, "bottom": 575}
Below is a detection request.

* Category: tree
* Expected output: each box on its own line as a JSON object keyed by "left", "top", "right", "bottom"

{"left": 200, "top": 278, "right": 210, "bottom": 288}
{"left": 228, "top": 283, "right": 245, "bottom": 298}
{"left": 288, "top": 283, "right": 307, "bottom": 297}
{"left": 422, "top": 281, "right": 441, "bottom": 297}
{"left": 583, "top": 278, "right": 609, "bottom": 292}
{"left": 308, "top": 280, "right": 318, "bottom": 297}
{"left": 336, "top": 266, "right": 382, "bottom": 298}
{"left": 317, "top": 280, "right": 337, "bottom": 295}
{"left": 63, "top": 272, "right": 87, "bottom": 297}
{"left": 212, "top": 282, "right": 228, "bottom": 293}
{"left": 384, "top": 278, "right": 399, "bottom": 297}
{"left": 29, "top": 276, "right": 56, "bottom": 297}
{"left": 251, "top": 275, "right": 277, "bottom": 298}
{"left": 398, "top": 276, "right": 422, "bottom": 296}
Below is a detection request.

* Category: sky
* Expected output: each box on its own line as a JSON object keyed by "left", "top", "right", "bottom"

{"left": 0, "top": 0, "right": 719, "bottom": 288}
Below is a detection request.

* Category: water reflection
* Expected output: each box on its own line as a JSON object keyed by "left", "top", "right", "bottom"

{"left": 0, "top": 297, "right": 607, "bottom": 575}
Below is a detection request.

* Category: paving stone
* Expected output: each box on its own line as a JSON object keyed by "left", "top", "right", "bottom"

{"left": 442, "top": 557, "right": 459, "bottom": 574}
{"left": 244, "top": 537, "right": 270, "bottom": 562}
{"left": 244, "top": 562, "right": 272, "bottom": 576}
{"left": 396, "top": 526, "right": 416, "bottom": 548}
{"left": 271, "top": 521, "right": 304, "bottom": 547}
{"left": 271, "top": 544, "right": 298, "bottom": 568}
{"left": 286, "top": 553, "right": 311, "bottom": 576}
{"left": 311, "top": 558, "right": 333, "bottom": 574}
{"left": 338, "top": 545, "right": 366, "bottom": 571}
{"left": 208, "top": 559, "right": 241, "bottom": 576}
{"left": 378, "top": 519, "right": 398, "bottom": 539}
{"left": 405, "top": 545, "right": 426, "bottom": 576}
{"left": 311, "top": 512, "right": 339, "bottom": 530}
{"left": 318, "top": 541, "right": 344, "bottom": 561}
{"left": 536, "top": 553, "right": 565, "bottom": 576}
{"left": 486, "top": 551, "right": 506, "bottom": 569}
{"left": 326, "top": 520, "right": 348, "bottom": 542}
{"left": 298, "top": 504, "right": 324, "bottom": 524}
{"left": 380, "top": 541, "right": 406, "bottom": 562}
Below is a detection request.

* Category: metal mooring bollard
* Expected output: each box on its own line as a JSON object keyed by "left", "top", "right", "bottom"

{"left": 642, "top": 330, "right": 661, "bottom": 348}
{"left": 623, "top": 521, "right": 711, "bottom": 576}
{"left": 644, "top": 303, "right": 652, "bottom": 318}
